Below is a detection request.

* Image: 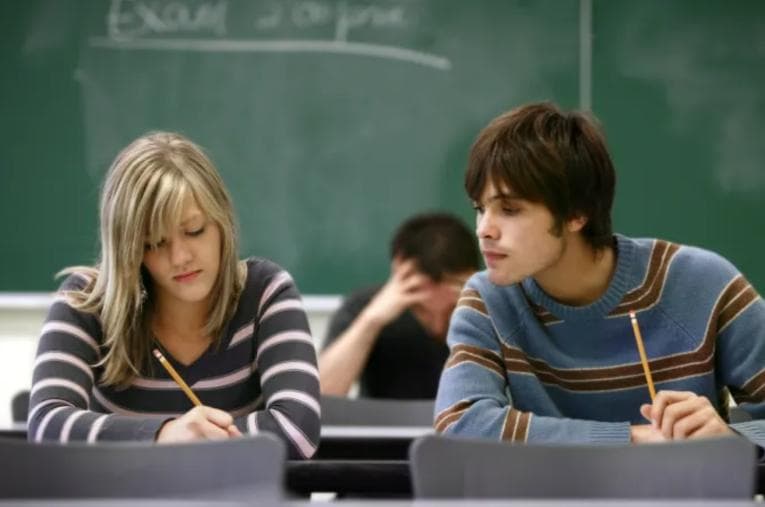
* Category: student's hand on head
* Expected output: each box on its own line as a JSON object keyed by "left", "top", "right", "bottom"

{"left": 156, "top": 405, "right": 240, "bottom": 443}
{"left": 640, "top": 390, "right": 734, "bottom": 440}
{"left": 410, "top": 275, "right": 469, "bottom": 340}
{"left": 361, "top": 258, "right": 431, "bottom": 328}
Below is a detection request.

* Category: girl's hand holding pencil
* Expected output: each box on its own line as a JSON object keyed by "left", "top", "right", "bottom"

{"left": 156, "top": 405, "right": 242, "bottom": 443}
{"left": 153, "top": 348, "right": 243, "bottom": 443}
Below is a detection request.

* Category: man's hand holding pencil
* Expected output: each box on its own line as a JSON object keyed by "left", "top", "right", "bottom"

{"left": 628, "top": 311, "right": 734, "bottom": 444}
{"left": 638, "top": 391, "right": 734, "bottom": 441}
{"left": 630, "top": 392, "right": 734, "bottom": 444}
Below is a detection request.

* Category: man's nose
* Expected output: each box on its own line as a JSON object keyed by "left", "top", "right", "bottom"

{"left": 477, "top": 211, "right": 499, "bottom": 239}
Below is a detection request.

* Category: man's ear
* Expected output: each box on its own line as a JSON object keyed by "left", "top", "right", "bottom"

{"left": 566, "top": 214, "right": 588, "bottom": 233}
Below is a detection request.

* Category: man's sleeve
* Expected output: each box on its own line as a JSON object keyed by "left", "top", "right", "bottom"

{"left": 434, "top": 286, "right": 631, "bottom": 444}
{"left": 713, "top": 273, "right": 765, "bottom": 447}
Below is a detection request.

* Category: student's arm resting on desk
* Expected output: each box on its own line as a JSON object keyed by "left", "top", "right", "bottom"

{"left": 434, "top": 286, "right": 631, "bottom": 444}
{"left": 626, "top": 255, "right": 765, "bottom": 446}
{"left": 29, "top": 276, "right": 239, "bottom": 443}
{"left": 232, "top": 267, "right": 321, "bottom": 459}
{"left": 28, "top": 276, "right": 170, "bottom": 443}
{"left": 28, "top": 267, "right": 321, "bottom": 458}
{"left": 673, "top": 272, "right": 765, "bottom": 445}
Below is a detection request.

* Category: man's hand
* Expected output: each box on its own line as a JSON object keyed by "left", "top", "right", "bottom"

{"left": 360, "top": 258, "right": 431, "bottom": 329}
{"left": 640, "top": 390, "right": 733, "bottom": 440}
{"left": 157, "top": 405, "right": 242, "bottom": 443}
{"left": 630, "top": 423, "right": 667, "bottom": 444}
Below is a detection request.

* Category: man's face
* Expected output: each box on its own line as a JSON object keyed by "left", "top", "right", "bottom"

{"left": 474, "top": 181, "right": 568, "bottom": 286}
{"left": 410, "top": 271, "right": 473, "bottom": 340}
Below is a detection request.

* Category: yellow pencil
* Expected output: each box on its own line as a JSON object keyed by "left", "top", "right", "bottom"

{"left": 153, "top": 348, "right": 202, "bottom": 406}
{"left": 629, "top": 311, "right": 656, "bottom": 401}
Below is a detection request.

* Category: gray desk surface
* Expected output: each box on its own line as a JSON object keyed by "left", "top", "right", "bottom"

{"left": 3, "top": 424, "right": 432, "bottom": 438}
{"left": 0, "top": 501, "right": 757, "bottom": 506}
{"left": 299, "top": 502, "right": 755, "bottom": 507}
{"left": 321, "top": 425, "right": 433, "bottom": 438}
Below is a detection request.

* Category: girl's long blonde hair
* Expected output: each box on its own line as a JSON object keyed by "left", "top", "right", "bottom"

{"left": 62, "top": 132, "right": 243, "bottom": 386}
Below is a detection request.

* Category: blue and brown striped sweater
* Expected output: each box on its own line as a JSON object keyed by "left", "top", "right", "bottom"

{"left": 435, "top": 234, "right": 765, "bottom": 446}
{"left": 28, "top": 258, "right": 320, "bottom": 459}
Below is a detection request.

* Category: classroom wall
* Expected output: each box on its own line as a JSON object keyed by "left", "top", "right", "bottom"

{"left": 0, "top": 298, "right": 339, "bottom": 427}
{"left": 1, "top": 0, "right": 581, "bottom": 294}
{"left": 4, "top": 0, "right": 764, "bottom": 294}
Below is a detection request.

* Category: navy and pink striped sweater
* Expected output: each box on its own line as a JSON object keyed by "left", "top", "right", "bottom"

{"left": 28, "top": 258, "right": 320, "bottom": 459}
{"left": 435, "top": 235, "right": 765, "bottom": 447}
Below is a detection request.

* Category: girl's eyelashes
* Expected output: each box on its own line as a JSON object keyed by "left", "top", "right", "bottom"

{"left": 144, "top": 238, "right": 166, "bottom": 250}
{"left": 144, "top": 224, "right": 205, "bottom": 249}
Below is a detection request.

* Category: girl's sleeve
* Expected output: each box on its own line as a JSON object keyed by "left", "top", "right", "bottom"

{"left": 235, "top": 267, "right": 321, "bottom": 459}
{"left": 29, "top": 278, "right": 167, "bottom": 443}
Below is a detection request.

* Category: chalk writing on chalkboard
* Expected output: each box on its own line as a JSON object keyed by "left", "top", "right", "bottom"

{"left": 89, "top": 0, "right": 452, "bottom": 70}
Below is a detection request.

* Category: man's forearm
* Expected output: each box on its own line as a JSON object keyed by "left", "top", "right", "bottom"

{"left": 319, "top": 312, "right": 384, "bottom": 395}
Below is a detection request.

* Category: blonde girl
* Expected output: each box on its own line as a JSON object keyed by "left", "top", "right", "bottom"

{"left": 28, "top": 132, "right": 320, "bottom": 458}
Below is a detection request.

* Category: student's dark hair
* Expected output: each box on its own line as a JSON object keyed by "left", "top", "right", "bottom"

{"left": 390, "top": 212, "right": 480, "bottom": 281}
{"left": 465, "top": 102, "right": 615, "bottom": 250}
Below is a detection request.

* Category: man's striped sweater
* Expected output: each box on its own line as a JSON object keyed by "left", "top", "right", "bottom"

{"left": 435, "top": 234, "right": 765, "bottom": 446}
{"left": 28, "top": 258, "right": 320, "bottom": 459}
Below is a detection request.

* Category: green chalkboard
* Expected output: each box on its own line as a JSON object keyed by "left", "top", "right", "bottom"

{"left": 593, "top": 0, "right": 765, "bottom": 292}
{"left": 0, "top": 0, "right": 580, "bottom": 293}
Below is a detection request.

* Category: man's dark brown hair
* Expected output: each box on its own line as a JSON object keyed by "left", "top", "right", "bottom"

{"left": 465, "top": 102, "right": 616, "bottom": 249}
{"left": 390, "top": 212, "right": 480, "bottom": 281}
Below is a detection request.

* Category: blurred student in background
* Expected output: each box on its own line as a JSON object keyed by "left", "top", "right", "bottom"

{"left": 320, "top": 213, "right": 480, "bottom": 399}
{"left": 28, "top": 132, "right": 320, "bottom": 458}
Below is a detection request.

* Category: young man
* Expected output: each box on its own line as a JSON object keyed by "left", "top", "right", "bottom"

{"left": 435, "top": 102, "right": 765, "bottom": 446}
{"left": 320, "top": 213, "right": 480, "bottom": 399}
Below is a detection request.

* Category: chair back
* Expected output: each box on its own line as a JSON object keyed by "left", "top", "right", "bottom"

{"left": 410, "top": 434, "right": 756, "bottom": 499}
{"left": 321, "top": 395, "right": 434, "bottom": 426}
{"left": 0, "top": 434, "right": 285, "bottom": 500}
{"left": 11, "top": 390, "right": 29, "bottom": 423}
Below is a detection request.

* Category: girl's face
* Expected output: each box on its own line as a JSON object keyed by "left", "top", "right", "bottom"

{"left": 142, "top": 197, "right": 221, "bottom": 312}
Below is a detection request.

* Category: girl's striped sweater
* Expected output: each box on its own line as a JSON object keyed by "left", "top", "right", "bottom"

{"left": 28, "top": 258, "right": 320, "bottom": 459}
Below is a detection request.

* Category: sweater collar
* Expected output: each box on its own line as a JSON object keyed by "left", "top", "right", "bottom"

{"left": 519, "top": 234, "right": 636, "bottom": 320}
